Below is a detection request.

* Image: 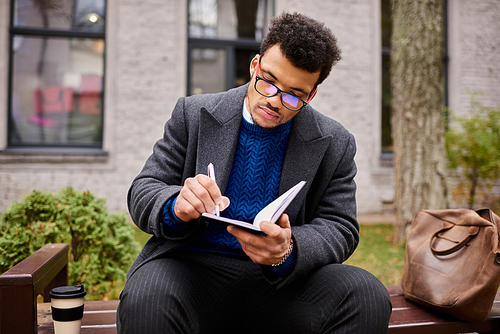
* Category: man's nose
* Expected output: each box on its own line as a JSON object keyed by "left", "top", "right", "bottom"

{"left": 267, "top": 94, "right": 282, "bottom": 109}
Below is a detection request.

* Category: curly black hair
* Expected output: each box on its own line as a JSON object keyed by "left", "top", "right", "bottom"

{"left": 260, "top": 12, "right": 341, "bottom": 86}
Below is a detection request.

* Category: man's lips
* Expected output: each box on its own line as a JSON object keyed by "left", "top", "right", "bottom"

{"left": 259, "top": 107, "right": 280, "bottom": 120}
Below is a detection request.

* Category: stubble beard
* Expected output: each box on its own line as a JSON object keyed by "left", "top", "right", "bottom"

{"left": 247, "top": 99, "right": 283, "bottom": 131}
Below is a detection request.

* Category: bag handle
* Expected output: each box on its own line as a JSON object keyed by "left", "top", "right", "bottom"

{"left": 430, "top": 223, "right": 480, "bottom": 256}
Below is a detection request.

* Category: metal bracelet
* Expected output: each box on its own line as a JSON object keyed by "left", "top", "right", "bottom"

{"left": 271, "top": 239, "right": 294, "bottom": 267}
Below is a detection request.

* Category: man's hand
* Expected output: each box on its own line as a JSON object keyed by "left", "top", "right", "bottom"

{"left": 227, "top": 214, "right": 292, "bottom": 265}
{"left": 174, "top": 174, "right": 230, "bottom": 222}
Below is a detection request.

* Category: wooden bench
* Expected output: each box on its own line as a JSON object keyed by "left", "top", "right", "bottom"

{"left": 1, "top": 244, "right": 500, "bottom": 333}
{"left": 387, "top": 285, "right": 500, "bottom": 333}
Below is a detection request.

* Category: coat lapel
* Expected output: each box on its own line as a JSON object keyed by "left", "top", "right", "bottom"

{"left": 280, "top": 106, "right": 331, "bottom": 221}
{"left": 196, "top": 85, "right": 247, "bottom": 193}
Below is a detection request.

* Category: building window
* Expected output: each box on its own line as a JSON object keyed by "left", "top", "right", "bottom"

{"left": 8, "top": 0, "right": 105, "bottom": 148}
{"left": 187, "top": 0, "right": 272, "bottom": 95}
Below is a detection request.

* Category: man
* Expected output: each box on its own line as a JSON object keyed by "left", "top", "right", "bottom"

{"left": 118, "top": 12, "right": 391, "bottom": 333}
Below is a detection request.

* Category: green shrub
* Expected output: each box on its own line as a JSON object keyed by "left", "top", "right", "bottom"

{"left": 0, "top": 187, "right": 141, "bottom": 300}
{"left": 445, "top": 96, "right": 500, "bottom": 210}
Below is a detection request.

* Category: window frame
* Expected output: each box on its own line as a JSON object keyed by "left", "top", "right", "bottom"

{"left": 187, "top": 37, "right": 261, "bottom": 95}
{"left": 186, "top": 0, "right": 273, "bottom": 96}
{"left": 6, "top": 0, "right": 107, "bottom": 152}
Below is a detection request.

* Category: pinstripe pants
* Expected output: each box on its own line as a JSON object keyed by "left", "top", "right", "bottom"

{"left": 117, "top": 251, "right": 391, "bottom": 334}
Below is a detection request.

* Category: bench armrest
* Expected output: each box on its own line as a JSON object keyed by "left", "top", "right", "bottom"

{"left": 0, "top": 243, "right": 69, "bottom": 334}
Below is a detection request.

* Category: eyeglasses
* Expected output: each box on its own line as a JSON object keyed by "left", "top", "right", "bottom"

{"left": 253, "top": 56, "right": 317, "bottom": 111}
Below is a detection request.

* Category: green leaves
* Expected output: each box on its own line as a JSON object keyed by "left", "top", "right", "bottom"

{"left": 445, "top": 97, "right": 500, "bottom": 209}
{"left": 0, "top": 187, "right": 141, "bottom": 300}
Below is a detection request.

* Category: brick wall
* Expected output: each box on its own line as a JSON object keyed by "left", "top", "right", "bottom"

{"left": 1, "top": 0, "right": 499, "bottom": 216}
{"left": 0, "top": 0, "right": 188, "bottom": 213}
{"left": 448, "top": 0, "right": 500, "bottom": 116}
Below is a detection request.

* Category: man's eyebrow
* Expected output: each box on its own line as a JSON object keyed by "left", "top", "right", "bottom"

{"left": 263, "top": 68, "right": 308, "bottom": 96}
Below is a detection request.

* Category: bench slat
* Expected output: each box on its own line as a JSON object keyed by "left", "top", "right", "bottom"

{"left": 38, "top": 301, "right": 118, "bottom": 334}
{"left": 388, "top": 287, "right": 500, "bottom": 334}
{"left": 38, "top": 327, "right": 117, "bottom": 334}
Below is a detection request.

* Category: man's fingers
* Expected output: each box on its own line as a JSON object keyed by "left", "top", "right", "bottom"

{"left": 175, "top": 187, "right": 205, "bottom": 221}
{"left": 227, "top": 226, "right": 268, "bottom": 262}
{"left": 259, "top": 214, "right": 290, "bottom": 238}
{"left": 227, "top": 226, "right": 259, "bottom": 248}
{"left": 258, "top": 221, "right": 281, "bottom": 238}
{"left": 194, "top": 174, "right": 225, "bottom": 212}
{"left": 181, "top": 178, "right": 211, "bottom": 211}
{"left": 174, "top": 174, "right": 226, "bottom": 221}
{"left": 227, "top": 223, "right": 290, "bottom": 265}
{"left": 277, "top": 213, "right": 291, "bottom": 228}
{"left": 219, "top": 196, "right": 231, "bottom": 211}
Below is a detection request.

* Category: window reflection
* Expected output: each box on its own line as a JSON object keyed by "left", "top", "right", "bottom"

{"left": 14, "top": 0, "right": 105, "bottom": 32}
{"left": 10, "top": 36, "right": 104, "bottom": 145}
{"left": 189, "top": 0, "right": 269, "bottom": 40}
{"left": 189, "top": 0, "right": 217, "bottom": 38}
{"left": 73, "top": 0, "right": 105, "bottom": 31}
{"left": 10, "top": 0, "right": 106, "bottom": 147}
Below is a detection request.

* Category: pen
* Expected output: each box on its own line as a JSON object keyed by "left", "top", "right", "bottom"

{"left": 207, "top": 163, "right": 220, "bottom": 216}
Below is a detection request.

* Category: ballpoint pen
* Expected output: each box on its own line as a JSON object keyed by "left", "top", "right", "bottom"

{"left": 207, "top": 163, "right": 220, "bottom": 216}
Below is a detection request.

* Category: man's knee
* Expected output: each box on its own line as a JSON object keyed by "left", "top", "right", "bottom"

{"left": 311, "top": 264, "right": 392, "bottom": 332}
{"left": 347, "top": 265, "right": 390, "bottom": 302}
{"left": 331, "top": 264, "right": 391, "bottom": 311}
{"left": 117, "top": 259, "right": 200, "bottom": 333}
{"left": 339, "top": 265, "right": 392, "bottom": 331}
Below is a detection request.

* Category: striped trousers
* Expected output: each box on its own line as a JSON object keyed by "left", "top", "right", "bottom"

{"left": 117, "top": 251, "right": 391, "bottom": 333}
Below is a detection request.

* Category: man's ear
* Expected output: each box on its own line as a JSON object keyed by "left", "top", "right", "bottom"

{"left": 249, "top": 54, "right": 260, "bottom": 77}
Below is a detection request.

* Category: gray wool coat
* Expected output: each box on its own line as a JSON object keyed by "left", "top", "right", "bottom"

{"left": 127, "top": 83, "right": 359, "bottom": 287}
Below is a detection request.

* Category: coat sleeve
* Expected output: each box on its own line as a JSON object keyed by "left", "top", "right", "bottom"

{"left": 127, "top": 97, "right": 200, "bottom": 240}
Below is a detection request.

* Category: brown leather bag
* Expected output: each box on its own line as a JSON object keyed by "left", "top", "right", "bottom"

{"left": 401, "top": 208, "right": 500, "bottom": 322}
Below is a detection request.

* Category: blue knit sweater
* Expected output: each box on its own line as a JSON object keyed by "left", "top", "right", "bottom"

{"left": 162, "top": 117, "right": 296, "bottom": 276}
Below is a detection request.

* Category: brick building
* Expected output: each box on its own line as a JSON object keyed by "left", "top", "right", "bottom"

{"left": 0, "top": 0, "right": 499, "bottom": 215}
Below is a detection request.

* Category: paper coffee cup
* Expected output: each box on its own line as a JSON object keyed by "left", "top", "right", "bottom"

{"left": 50, "top": 285, "right": 86, "bottom": 334}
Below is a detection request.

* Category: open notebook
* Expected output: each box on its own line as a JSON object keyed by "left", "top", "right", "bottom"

{"left": 200, "top": 181, "right": 306, "bottom": 232}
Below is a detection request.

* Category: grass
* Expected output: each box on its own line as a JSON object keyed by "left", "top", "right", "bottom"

{"left": 344, "top": 223, "right": 405, "bottom": 286}
{"left": 133, "top": 226, "right": 151, "bottom": 247}
{"left": 131, "top": 222, "right": 405, "bottom": 286}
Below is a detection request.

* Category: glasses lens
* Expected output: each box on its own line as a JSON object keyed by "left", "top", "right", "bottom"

{"left": 255, "top": 77, "right": 304, "bottom": 111}
{"left": 257, "top": 79, "right": 277, "bottom": 96}
{"left": 282, "top": 93, "right": 300, "bottom": 110}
